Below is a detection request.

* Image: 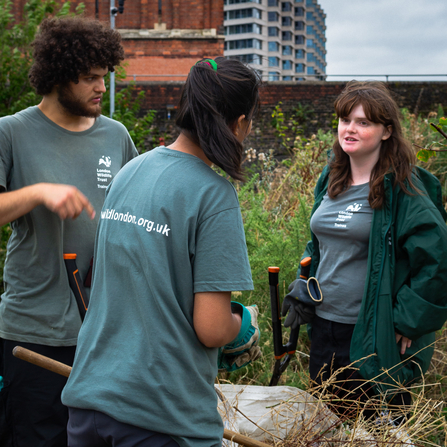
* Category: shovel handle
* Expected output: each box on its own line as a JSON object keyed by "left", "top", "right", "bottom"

{"left": 12, "top": 346, "right": 72, "bottom": 377}
{"left": 223, "top": 429, "right": 271, "bottom": 447}
{"left": 12, "top": 346, "right": 270, "bottom": 447}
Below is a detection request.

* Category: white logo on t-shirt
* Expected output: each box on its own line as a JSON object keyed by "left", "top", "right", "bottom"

{"left": 99, "top": 156, "right": 112, "bottom": 167}
{"left": 334, "top": 202, "right": 363, "bottom": 228}
{"left": 97, "top": 157, "right": 112, "bottom": 189}
{"left": 346, "top": 203, "right": 362, "bottom": 212}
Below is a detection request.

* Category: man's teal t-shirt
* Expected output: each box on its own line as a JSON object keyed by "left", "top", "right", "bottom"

{"left": 62, "top": 147, "right": 254, "bottom": 447}
{"left": 0, "top": 106, "right": 137, "bottom": 346}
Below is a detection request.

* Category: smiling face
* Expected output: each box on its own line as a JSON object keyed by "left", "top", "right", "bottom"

{"left": 338, "top": 103, "right": 392, "bottom": 164}
{"left": 57, "top": 67, "right": 108, "bottom": 118}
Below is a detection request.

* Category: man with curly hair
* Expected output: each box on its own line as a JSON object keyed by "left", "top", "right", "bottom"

{"left": 0, "top": 16, "right": 137, "bottom": 447}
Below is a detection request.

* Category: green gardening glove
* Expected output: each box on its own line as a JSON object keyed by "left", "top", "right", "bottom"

{"left": 218, "top": 345, "right": 262, "bottom": 372}
{"left": 217, "top": 302, "right": 261, "bottom": 372}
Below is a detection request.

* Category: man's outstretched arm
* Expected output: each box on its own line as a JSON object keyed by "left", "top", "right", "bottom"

{"left": 0, "top": 183, "right": 95, "bottom": 226}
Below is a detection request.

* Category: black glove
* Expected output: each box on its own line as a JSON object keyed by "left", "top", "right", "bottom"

{"left": 281, "top": 295, "right": 315, "bottom": 329}
{"left": 280, "top": 277, "right": 323, "bottom": 328}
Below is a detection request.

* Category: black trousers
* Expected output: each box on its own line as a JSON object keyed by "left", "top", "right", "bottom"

{"left": 309, "top": 315, "right": 411, "bottom": 421}
{"left": 0, "top": 338, "right": 76, "bottom": 447}
{"left": 68, "top": 407, "right": 180, "bottom": 447}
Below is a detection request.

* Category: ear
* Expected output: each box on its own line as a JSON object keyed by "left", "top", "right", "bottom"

{"left": 382, "top": 125, "right": 392, "bottom": 141}
{"left": 232, "top": 114, "right": 246, "bottom": 137}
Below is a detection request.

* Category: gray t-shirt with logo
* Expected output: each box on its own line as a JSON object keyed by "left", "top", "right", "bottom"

{"left": 62, "top": 147, "right": 254, "bottom": 447}
{"left": 310, "top": 183, "right": 372, "bottom": 324}
{"left": 0, "top": 106, "right": 137, "bottom": 346}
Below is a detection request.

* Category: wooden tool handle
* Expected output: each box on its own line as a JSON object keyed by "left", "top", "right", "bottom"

{"left": 12, "top": 346, "right": 272, "bottom": 447}
{"left": 12, "top": 346, "right": 72, "bottom": 378}
{"left": 224, "top": 429, "right": 271, "bottom": 447}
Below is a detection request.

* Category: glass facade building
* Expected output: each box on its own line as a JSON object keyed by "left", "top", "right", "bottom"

{"left": 223, "top": 0, "right": 326, "bottom": 81}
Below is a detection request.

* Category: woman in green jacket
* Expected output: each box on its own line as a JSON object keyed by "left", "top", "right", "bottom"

{"left": 283, "top": 81, "right": 447, "bottom": 421}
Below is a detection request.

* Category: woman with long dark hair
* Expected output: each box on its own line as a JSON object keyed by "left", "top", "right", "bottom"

{"left": 284, "top": 81, "right": 447, "bottom": 420}
{"left": 61, "top": 57, "right": 261, "bottom": 447}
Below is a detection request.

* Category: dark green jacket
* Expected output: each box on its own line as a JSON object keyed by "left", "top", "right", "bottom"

{"left": 302, "top": 165, "right": 447, "bottom": 396}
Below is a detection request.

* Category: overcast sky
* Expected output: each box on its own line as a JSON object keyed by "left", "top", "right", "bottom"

{"left": 317, "top": 0, "right": 447, "bottom": 81}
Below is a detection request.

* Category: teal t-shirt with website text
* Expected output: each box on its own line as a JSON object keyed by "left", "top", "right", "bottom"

{"left": 62, "top": 147, "right": 254, "bottom": 447}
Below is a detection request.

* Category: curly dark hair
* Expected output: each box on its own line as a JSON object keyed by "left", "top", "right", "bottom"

{"left": 29, "top": 16, "right": 125, "bottom": 95}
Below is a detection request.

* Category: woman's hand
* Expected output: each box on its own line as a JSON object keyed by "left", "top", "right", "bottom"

{"left": 395, "top": 332, "right": 412, "bottom": 355}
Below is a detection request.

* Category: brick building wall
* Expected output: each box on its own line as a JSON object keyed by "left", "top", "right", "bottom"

{"left": 12, "top": 0, "right": 225, "bottom": 81}
{"left": 129, "top": 81, "right": 447, "bottom": 152}
{"left": 119, "top": 29, "right": 224, "bottom": 81}
{"left": 11, "top": 0, "right": 224, "bottom": 30}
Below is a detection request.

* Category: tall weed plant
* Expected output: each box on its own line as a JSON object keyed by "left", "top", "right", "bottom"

{"left": 218, "top": 130, "right": 330, "bottom": 388}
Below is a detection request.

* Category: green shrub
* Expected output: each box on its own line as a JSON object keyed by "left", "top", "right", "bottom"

{"left": 0, "top": 0, "right": 83, "bottom": 117}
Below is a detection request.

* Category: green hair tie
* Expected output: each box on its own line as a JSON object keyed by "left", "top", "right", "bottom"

{"left": 191, "top": 59, "right": 218, "bottom": 72}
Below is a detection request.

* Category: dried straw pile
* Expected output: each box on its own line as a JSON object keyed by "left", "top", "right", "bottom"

{"left": 217, "top": 360, "right": 447, "bottom": 447}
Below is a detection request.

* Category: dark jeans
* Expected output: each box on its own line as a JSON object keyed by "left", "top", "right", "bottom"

{"left": 0, "top": 338, "right": 76, "bottom": 447}
{"left": 68, "top": 407, "right": 180, "bottom": 447}
{"left": 309, "top": 315, "right": 411, "bottom": 421}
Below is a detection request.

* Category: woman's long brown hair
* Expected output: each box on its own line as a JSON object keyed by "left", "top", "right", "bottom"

{"left": 328, "top": 81, "right": 417, "bottom": 209}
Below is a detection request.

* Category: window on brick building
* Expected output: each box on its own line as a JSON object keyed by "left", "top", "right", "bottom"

{"left": 295, "top": 63, "right": 305, "bottom": 73}
{"left": 282, "top": 60, "right": 292, "bottom": 70}
{"left": 268, "top": 72, "right": 280, "bottom": 81}
{"left": 283, "top": 76, "right": 292, "bottom": 80}
{"left": 307, "top": 66, "right": 315, "bottom": 75}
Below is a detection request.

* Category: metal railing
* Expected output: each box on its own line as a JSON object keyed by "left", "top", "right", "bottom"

{"left": 324, "top": 74, "right": 447, "bottom": 82}
{"left": 125, "top": 73, "right": 447, "bottom": 82}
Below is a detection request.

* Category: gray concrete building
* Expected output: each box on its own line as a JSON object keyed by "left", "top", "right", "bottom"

{"left": 223, "top": 0, "right": 326, "bottom": 81}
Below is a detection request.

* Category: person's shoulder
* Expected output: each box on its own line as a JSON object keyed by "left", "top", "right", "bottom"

{"left": 0, "top": 106, "right": 39, "bottom": 125}
{"left": 97, "top": 114, "right": 129, "bottom": 133}
{"left": 0, "top": 106, "right": 41, "bottom": 136}
{"left": 394, "top": 167, "right": 447, "bottom": 222}
{"left": 162, "top": 148, "right": 239, "bottom": 202}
